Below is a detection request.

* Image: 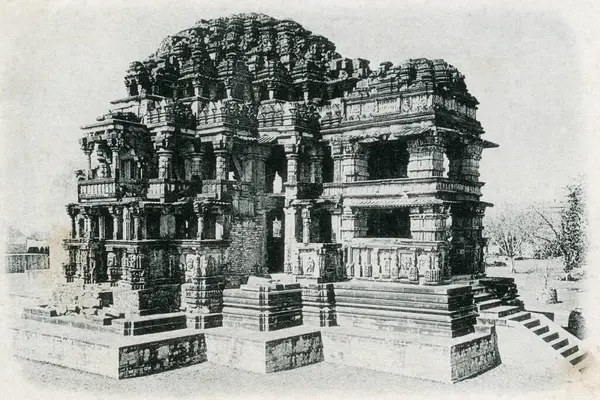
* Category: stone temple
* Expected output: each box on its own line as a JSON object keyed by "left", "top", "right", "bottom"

{"left": 15, "top": 13, "right": 588, "bottom": 383}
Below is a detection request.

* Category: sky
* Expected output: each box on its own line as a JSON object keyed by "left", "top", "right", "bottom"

{"left": 0, "top": 0, "right": 596, "bottom": 237}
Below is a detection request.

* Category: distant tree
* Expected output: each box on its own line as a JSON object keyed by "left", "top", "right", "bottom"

{"left": 533, "top": 180, "right": 586, "bottom": 273}
{"left": 485, "top": 205, "right": 540, "bottom": 273}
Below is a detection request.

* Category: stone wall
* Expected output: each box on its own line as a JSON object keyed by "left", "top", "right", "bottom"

{"left": 4, "top": 253, "right": 50, "bottom": 273}
{"left": 224, "top": 214, "right": 267, "bottom": 287}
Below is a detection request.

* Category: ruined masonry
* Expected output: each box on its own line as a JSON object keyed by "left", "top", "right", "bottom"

{"left": 13, "top": 13, "right": 530, "bottom": 383}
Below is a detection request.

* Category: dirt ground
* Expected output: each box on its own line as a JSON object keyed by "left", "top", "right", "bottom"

{"left": 0, "top": 264, "right": 596, "bottom": 400}
{"left": 486, "top": 258, "right": 587, "bottom": 327}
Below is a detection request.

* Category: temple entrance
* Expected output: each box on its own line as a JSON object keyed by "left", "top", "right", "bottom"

{"left": 266, "top": 210, "right": 285, "bottom": 273}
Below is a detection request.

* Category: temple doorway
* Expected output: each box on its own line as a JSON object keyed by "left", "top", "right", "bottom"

{"left": 266, "top": 209, "right": 285, "bottom": 273}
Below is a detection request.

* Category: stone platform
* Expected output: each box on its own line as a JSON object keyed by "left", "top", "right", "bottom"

{"left": 10, "top": 319, "right": 207, "bottom": 379}
{"left": 204, "top": 325, "right": 324, "bottom": 374}
{"left": 321, "top": 325, "right": 501, "bottom": 383}
{"left": 333, "top": 280, "right": 477, "bottom": 337}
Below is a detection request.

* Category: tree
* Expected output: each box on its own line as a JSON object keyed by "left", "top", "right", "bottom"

{"left": 485, "top": 205, "right": 540, "bottom": 273}
{"left": 533, "top": 181, "right": 586, "bottom": 273}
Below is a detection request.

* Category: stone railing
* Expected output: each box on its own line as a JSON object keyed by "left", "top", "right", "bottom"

{"left": 322, "top": 177, "right": 482, "bottom": 199}
{"left": 318, "top": 92, "right": 477, "bottom": 128}
{"left": 78, "top": 178, "right": 117, "bottom": 200}
{"left": 344, "top": 238, "right": 450, "bottom": 284}
{"left": 286, "top": 242, "right": 343, "bottom": 282}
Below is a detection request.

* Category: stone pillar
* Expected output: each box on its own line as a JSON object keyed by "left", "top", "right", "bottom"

{"left": 331, "top": 142, "right": 344, "bottom": 183}
{"left": 284, "top": 207, "right": 299, "bottom": 268}
{"left": 194, "top": 202, "right": 205, "bottom": 240}
{"left": 341, "top": 142, "right": 368, "bottom": 182}
{"left": 340, "top": 206, "right": 367, "bottom": 241}
{"left": 84, "top": 149, "right": 93, "bottom": 178}
{"left": 215, "top": 149, "right": 228, "bottom": 180}
{"left": 407, "top": 134, "right": 445, "bottom": 178}
{"left": 67, "top": 206, "right": 77, "bottom": 239}
{"left": 110, "top": 146, "right": 120, "bottom": 179}
{"left": 109, "top": 207, "right": 122, "bottom": 240}
{"left": 157, "top": 149, "right": 173, "bottom": 180}
{"left": 310, "top": 153, "right": 323, "bottom": 184}
{"left": 122, "top": 207, "right": 131, "bottom": 240}
{"left": 285, "top": 145, "right": 299, "bottom": 185}
{"left": 132, "top": 210, "right": 141, "bottom": 240}
{"left": 215, "top": 215, "right": 224, "bottom": 240}
{"left": 98, "top": 215, "right": 106, "bottom": 239}
{"left": 462, "top": 143, "right": 483, "bottom": 182}
{"left": 81, "top": 210, "right": 92, "bottom": 239}
{"left": 191, "top": 152, "right": 204, "bottom": 179}
{"left": 301, "top": 206, "right": 312, "bottom": 245}
{"left": 409, "top": 205, "right": 448, "bottom": 242}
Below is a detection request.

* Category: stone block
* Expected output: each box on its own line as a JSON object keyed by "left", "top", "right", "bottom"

{"left": 204, "top": 326, "right": 324, "bottom": 373}
{"left": 321, "top": 325, "right": 500, "bottom": 383}
{"left": 11, "top": 319, "right": 207, "bottom": 379}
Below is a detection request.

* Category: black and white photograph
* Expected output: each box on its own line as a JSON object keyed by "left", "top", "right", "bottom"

{"left": 1, "top": 1, "right": 599, "bottom": 399}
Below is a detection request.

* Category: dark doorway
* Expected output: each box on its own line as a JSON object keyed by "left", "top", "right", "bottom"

{"left": 266, "top": 210, "right": 285, "bottom": 273}
{"left": 265, "top": 145, "right": 287, "bottom": 193}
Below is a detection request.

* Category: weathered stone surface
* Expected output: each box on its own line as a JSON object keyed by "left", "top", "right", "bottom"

{"left": 321, "top": 325, "right": 500, "bottom": 383}
{"left": 205, "top": 326, "right": 323, "bottom": 373}
{"left": 11, "top": 320, "right": 207, "bottom": 379}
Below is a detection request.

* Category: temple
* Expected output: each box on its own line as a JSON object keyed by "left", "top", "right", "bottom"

{"left": 14, "top": 13, "right": 541, "bottom": 383}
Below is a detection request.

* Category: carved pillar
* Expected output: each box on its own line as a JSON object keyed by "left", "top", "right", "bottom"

{"left": 340, "top": 206, "right": 367, "bottom": 241}
{"left": 84, "top": 149, "right": 93, "bottom": 178}
{"left": 285, "top": 144, "right": 299, "bottom": 185}
{"left": 341, "top": 142, "right": 367, "bottom": 182}
{"left": 409, "top": 205, "right": 448, "bottom": 242}
{"left": 301, "top": 206, "right": 312, "bottom": 245}
{"left": 194, "top": 202, "right": 205, "bottom": 240}
{"left": 109, "top": 206, "right": 122, "bottom": 240}
{"left": 98, "top": 214, "right": 106, "bottom": 240}
{"left": 215, "top": 149, "right": 228, "bottom": 180}
{"left": 191, "top": 151, "right": 204, "bottom": 179}
{"left": 331, "top": 142, "right": 344, "bottom": 183}
{"left": 284, "top": 207, "right": 299, "bottom": 269}
{"left": 66, "top": 206, "right": 77, "bottom": 239}
{"left": 157, "top": 149, "right": 173, "bottom": 180}
{"left": 122, "top": 207, "right": 131, "bottom": 241}
{"left": 131, "top": 208, "right": 141, "bottom": 240}
{"left": 310, "top": 152, "right": 323, "bottom": 184}
{"left": 110, "top": 146, "right": 120, "bottom": 179}
{"left": 407, "top": 134, "right": 445, "bottom": 178}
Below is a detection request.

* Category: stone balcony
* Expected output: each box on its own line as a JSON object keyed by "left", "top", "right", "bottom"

{"left": 322, "top": 177, "right": 483, "bottom": 203}
{"left": 344, "top": 237, "right": 450, "bottom": 284}
{"left": 78, "top": 178, "right": 146, "bottom": 201}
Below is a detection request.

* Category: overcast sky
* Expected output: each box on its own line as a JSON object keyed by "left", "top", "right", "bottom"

{"left": 0, "top": 0, "right": 595, "bottom": 236}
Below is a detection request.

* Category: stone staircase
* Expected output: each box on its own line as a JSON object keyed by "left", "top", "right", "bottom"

{"left": 472, "top": 280, "right": 592, "bottom": 375}
{"left": 480, "top": 309, "right": 591, "bottom": 373}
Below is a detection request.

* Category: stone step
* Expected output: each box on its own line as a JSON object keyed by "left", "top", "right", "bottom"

{"left": 477, "top": 299, "right": 502, "bottom": 311}
{"left": 567, "top": 350, "right": 589, "bottom": 366}
{"left": 561, "top": 344, "right": 579, "bottom": 358}
{"left": 523, "top": 319, "right": 541, "bottom": 329}
{"left": 473, "top": 292, "right": 495, "bottom": 302}
{"left": 479, "top": 305, "right": 522, "bottom": 318}
{"left": 541, "top": 331, "right": 560, "bottom": 343}
{"left": 533, "top": 325, "right": 550, "bottom": 336}
{"left": 549, "top": 336, "right": 569, "bottom": 350}
{"left": 508, "top": 311, "right": 531, "bottom": 322}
